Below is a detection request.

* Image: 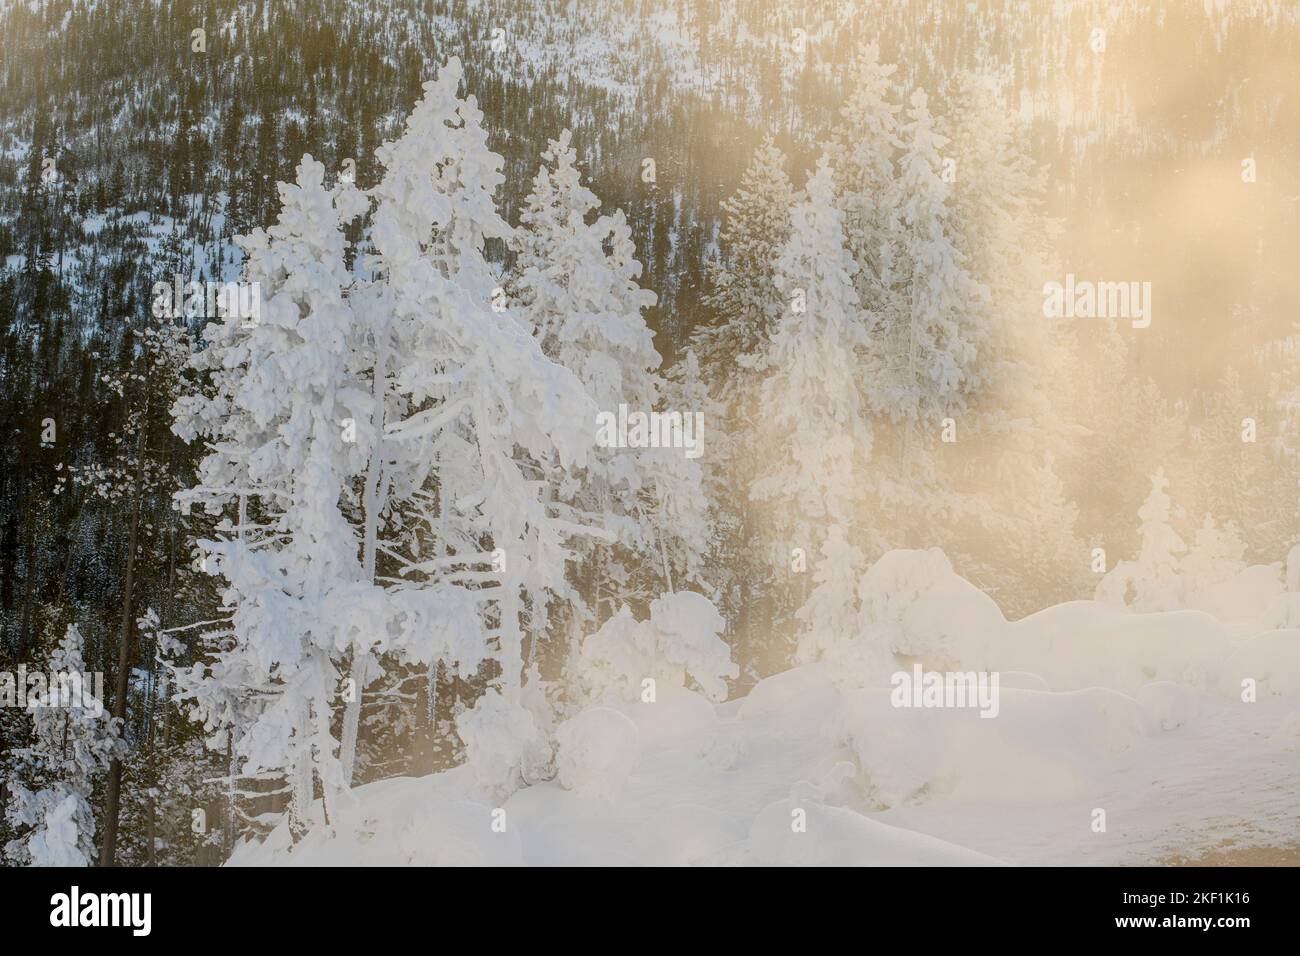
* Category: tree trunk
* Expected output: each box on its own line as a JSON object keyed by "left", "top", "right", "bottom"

{"left": 341, "top": 318, "right": 391, "bottom": 782}
{"left": 98, "top": 440, "right": 145, "bottom": 866}
{"left": 16, "top": 512, "right": 38, "bottom": 659}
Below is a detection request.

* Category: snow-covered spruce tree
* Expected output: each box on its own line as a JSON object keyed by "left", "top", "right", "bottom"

{"left": 1096, "top": 468, "right": 1189, "bottom": 612}
{"left": 1244, "top": 330, "right": 1300, "bottom": 561}
{"left": 509, "top": 129, "right": 709, "bottom": 671}
{"left": 825, "top": 55, "right": 1086, "bottom": 614}
{"left": 749, "top": 157, "right": 872, "bottom": 665}
{"left": 696, "top": 136, "right": 799, "bottom": 364}
{"left": 936, "top": 73, "right": 1086, "bottom": 613}
{"left": 690, "top": 137, "right": 799, "bottom": 683}
{"left": 4, "top": 625, "right": 123, "bottom": 866}
{"left": 878, "top": 90, "right": 977, "bottom": 476}
{"left": 1180, "top": 514, "right": 1247, "bottom": 602}
{"left": 171, "top": 155, "right": 373, "bottom": 840}
{"left": 794, "top": 524, "right": 867, "bottom": 668}
{"left": 1065, "top": 321, "right": 1186, "bottom": 565}
{"left": 829, "top": 41, "right": 903, "bottom": 321}
{"left": 363, "top": 63, "right": 601, "bottom": 793}
{"left": 508, "top": 126, "right": 658, "bottom": 635}
{"left": 869, "top": 88, "right": 985, "bottom": 547}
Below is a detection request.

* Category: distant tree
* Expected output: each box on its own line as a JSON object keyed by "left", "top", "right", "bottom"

{"left": 4, "top": 625, "right": 123, "bottom": 866}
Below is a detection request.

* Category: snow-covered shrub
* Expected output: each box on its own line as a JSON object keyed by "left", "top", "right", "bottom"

{"left": 800, "top": 548, "right": 1005, "bottom": 682}
{"left": 999, "top": 602, "right": 1230, "bottom": 695}
{"left": 554, "top": 707, "right": 640, "bottom": 799}
{"left": 575, "top": 591, "right": 736, "bottom": 704}
{"left": 455, "top": 689, "right": 551, "bottom": 797}
{"left": 1188, "top": 563, "right": 1283, "bottom": 621}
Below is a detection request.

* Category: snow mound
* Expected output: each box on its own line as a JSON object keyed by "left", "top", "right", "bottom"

{"left": 1186, "top": 564, "right": 1284, "bottom": 621}
{"left": 1217, "top": 629, "right": 1300, "bottom": 699}
{"left": 835, "top": 684, "right": 1145, "bottom": 807}
{"left": 229, "top": 774, "right": 524, "bottom": 866}
{"left": 739, "top": 661, "right": 841, "bottom": 726}
{"left": 554, "top": 707, "right": 640, "bottom": 799}
{"left": 1252, "top": 592, "right": 1300, "bottom": 631}
{"left": 746, "top": 797, "right": 1001, "bottom": 866}
{"left": 614, "top": 685, "right": 717, "bottom": 748}
{"left": 998, "top": 601, "right": 1230, "bottom": 694}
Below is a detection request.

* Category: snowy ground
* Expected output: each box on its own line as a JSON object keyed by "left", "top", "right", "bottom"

{"left": 231, "top": 554, "right": 1300, "bottom": 867}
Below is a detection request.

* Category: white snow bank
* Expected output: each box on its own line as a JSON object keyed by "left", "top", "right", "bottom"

{"left": 997, "top": 601, "right": 1231, "bottom": 695}
{"left": 227, "top": 550, "right": 1300, "bottom": 867}
{"left": 795, "top": 550, "right": 1300, "bottom": 705}
{"left": 1218, "top": 629, "right": 1300, "bottom": 698}
{"left": 1185, "top": 564, "right": 1284, "bottom": 621}
{"left": 835, "top": 684, "right": 1145, "bottom": 807}
{"left": 745, "top": 796, "right": 1000, "bottom": 866}
{"left": 230, "top": 772, "right": 524, "bottom": 866}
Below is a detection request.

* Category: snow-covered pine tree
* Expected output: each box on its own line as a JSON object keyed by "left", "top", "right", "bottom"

{"left": 1096, "top": 467, "right": 1189, "bottom": 612}
{"left": 1180, "top": 514, "right": 1247, "bottom": 602}
{"left": 171, "top": 154, "right": 372, "bottom": 839}
{"left": 4, "top": 625, "right": 123, "bottom": 866}
{"left": 362, "top": 63, "right": 600, "bottom": 791}
{"left": 794, "top": 524, "right": 866, "bottom": 667}
{"left": 696, "top": 136, "right": 798, "bottom": 365}
{"left": 829, "top": 41, "right": 903, "bottom": 320}
{"left": 887, "top": 89, "right": 985, "bottom": 453}
{"left": 934, "top": 73, "right": 1085, "bottom": 613}
{"left": 749, "top": 156, "right": 872, "bottom": 664}
{"left": 691, "top": 137, "right": 799, "bottom": 682}
{"left": 509, "top": 128, "right": 658, "bottom": 603}
{"left": 863, "top": 87, "right": 986, "bottom": 552}
{"left": 510, "top": 129, "right": 709, "bottom": 663}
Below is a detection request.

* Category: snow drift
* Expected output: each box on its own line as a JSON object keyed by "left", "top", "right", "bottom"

{"left": 230, "top": 549, "right": 1300, "bottom": 866}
